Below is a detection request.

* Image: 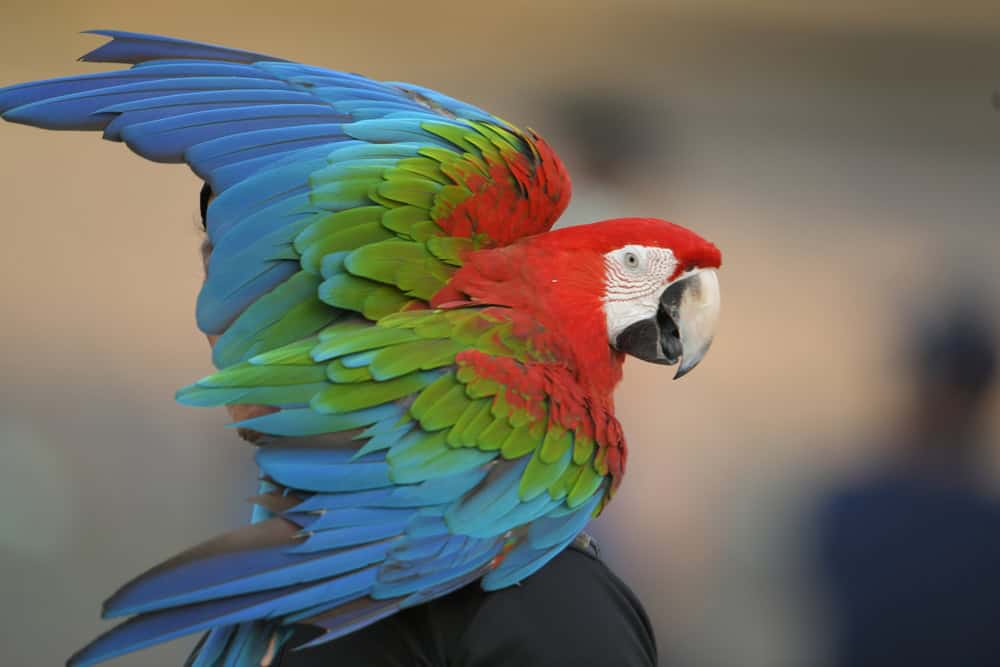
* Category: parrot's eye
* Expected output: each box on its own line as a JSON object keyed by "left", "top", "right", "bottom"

{"left": 624, "top": 252, "right": 640, "bottom": 269}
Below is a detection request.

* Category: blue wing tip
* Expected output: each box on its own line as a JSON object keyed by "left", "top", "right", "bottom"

{"left": 77, "top": 29, "right": 117, "bottom": 63}
{"left": 74, "top": 28, "right": 288, "bottom": 65}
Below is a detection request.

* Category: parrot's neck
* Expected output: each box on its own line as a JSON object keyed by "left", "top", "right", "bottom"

{"left": 433, "top": 242, "right": 625, "bottom": 398}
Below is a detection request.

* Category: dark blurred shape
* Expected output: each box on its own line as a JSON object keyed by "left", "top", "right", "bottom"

{"left": 277, "top": 544, "right": 658, "bottom": 667}
{"left": 902, "top": 294, "right": 998, "bottom": 469}
{"left": 814, "top": 294, "right": 1000, "bottom": 667}
{"left": 548, "top": 90, "right": 666, "bottom": 187}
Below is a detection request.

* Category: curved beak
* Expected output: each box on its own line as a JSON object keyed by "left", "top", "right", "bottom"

{"left": 612, "top": 269, "right": 721, "bottom": 379}
{"left": 669, "top": 269, "right": 720, "bottom": 379}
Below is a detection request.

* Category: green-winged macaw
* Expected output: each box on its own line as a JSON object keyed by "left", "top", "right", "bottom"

{"left": 0, "top": 30, "right": 722, "bottom": 667}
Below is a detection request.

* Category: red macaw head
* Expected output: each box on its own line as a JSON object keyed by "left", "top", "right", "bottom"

{"left": 441, "top": 216, "right": 722, "bottom": 384}
{"left": 527, "top": 217, "right": 722, "bottom": 379}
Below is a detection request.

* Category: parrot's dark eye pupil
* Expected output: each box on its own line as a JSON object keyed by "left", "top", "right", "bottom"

{"left": 624, "top": 252, "right": 639, "bottom": 268}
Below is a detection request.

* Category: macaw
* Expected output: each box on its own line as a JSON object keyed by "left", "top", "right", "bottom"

{"left": 0, "top": 31, "right": 722, "bottom": 667}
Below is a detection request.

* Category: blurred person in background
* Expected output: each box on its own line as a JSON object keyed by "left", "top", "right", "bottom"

{"left": 546, "top": 90, "right": 666, "bottom": 227}
{"left": 814, "top": 292, "right": 1000, "bottom": 667}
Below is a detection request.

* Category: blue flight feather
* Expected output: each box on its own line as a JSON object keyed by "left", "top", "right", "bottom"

{"left": 290, "top": 488, "right": 395, "bottom": 513}
{"left": 105, "top": 540, "right": 391, "bottom": 618}
{"left": 404, "top": 512, "right": 451, "bottom": 539}
{"left": 482, "top": 493, "right": 603, "bottom": 591}
{"left": 300, "top": 506, "right": 416, "bottom": 532}
{"left": 207, "top": 191, "right": 312, "bottom": 254}
{"left": 329, "top": 100, "right": 423, "bottom": 118}
{"left": 120, "top": 104, "right": 341, "bottom": 162}
{"left": 390, "top": 448, "right": 497, "bottom": 484}
{"left": 187, "top": 625, "right": 233, "bottom": 667}
{"left": 185, "top": 124, "right": 349, "bottom": 177}
{"left": 256, "top": 448, "right": 393, "bottom": 493}
{"left": 488, "top": 493, "right": 563, "bottom": 537}
{"left": 481, "top": 493, "right": 602, "bottom": 591}
{"left": 383, "top": 80, "right": 503, "bottom": 125}
{"left": 196, "top": 260, "right": 299, "bottom": 335}
{"left": 79, "top": 29, "right": 288, "bottom": 65}
{"left": 207, "top": 144, "right": 334, "bottom": 225}
{"left": 374, "top": 540, "right": 498, "bottom": 600}
{"left": 234, "top": 403, "right": 400, "bottom": 437}
{"left": 444, "top": 458, "right": 529, "bottom": 535}
{"left": 528, "top": 491, "right": 602, "bottom": 550}
{"left": 290, "top": 519, "right": 411, "bottom": 553}
{"left": 4, "top": 77, "right": 287, "bottom": 131}
{"left": 0, "top": 63, "right": 262, "bottom": 113}
{"left": 72, "top": 567, "right": 377, "bottom": 667}
{"left": 387, "top": 534, "right": 470, "bottom": 563}
{"left": 104, "top": 97, "right": 317, "bottom": 142}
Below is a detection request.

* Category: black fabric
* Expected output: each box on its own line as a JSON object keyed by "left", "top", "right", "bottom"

{"left": 199, "top": 183, "right": 212, "bottom": 228}
{"left": 279, "top": 544, "right": 657, "bottom": 667}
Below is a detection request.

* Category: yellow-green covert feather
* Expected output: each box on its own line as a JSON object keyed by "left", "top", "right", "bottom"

{"left": 310, "top": 371, "right": 438, "bottom": 414}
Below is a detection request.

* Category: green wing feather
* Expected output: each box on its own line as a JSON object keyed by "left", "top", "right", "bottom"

{"left": 179, "top": 308, "right": 613, "bottom": 512}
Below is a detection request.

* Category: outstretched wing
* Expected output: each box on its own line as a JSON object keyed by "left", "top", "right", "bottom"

{"left": 0, "top": 31, "right": 602, "bottom": 666}
{"left": 70, "top": 307, "right": 618, "bottom": 665}
{"left": 0, "top": 29, "right": 571, "bottom": 370}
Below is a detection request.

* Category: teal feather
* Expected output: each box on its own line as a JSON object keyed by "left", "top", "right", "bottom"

{"left": 372, "top": 540, "right": 497, "bottom": 600}
{"left": 385, "top": 430, "right": 449, "bottom": 469}
{"left": 342, "top": 118, "right": 456, "bottom": 148}
{"left": 444, "top": 459, "right": 529, "bottom": 537}
{"left": 338, "top": 349, "right": 379, "bottom": 369}
{"left": 293, "top": 206, "right": 384, "bottom": 251}
{"left": 212, "top": 271, "right": 335, "bottom": 368}
{"left": 489, "top": 492, "right": 561, "bottom": 535}
{"left": 176, "top": 383, "right": 328, "bottom": 407}
{"left": 481, "top": 493, "right": 602, "bottom": 591}
{"left": 319, "top": 252, "right": 349, "bottom": 279}
{"left": 290, "top": 520, "right": 410, "bottom": 553}
{"left": 233, "top": 404, "right": 401, "bottom": 437}
{"left": 353, "top": 420, "right": 414, "bottom": 458}
{"left": 390, "top": 448, "right": 496, "bottom": 485}
{"left": 256, "top": 449, "right": 393, "bottom": 493}
{"left": 321, "top": 141, "right": 423, "bottom": 163}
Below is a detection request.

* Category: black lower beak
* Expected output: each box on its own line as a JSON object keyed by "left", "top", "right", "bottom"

{"left": 614, "top": 281, "right": 686, "bottom": 366}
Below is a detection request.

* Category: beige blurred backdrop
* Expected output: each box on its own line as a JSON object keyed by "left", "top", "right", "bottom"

{"left": 1, "top": 2, "right": 999, "bottom": 665}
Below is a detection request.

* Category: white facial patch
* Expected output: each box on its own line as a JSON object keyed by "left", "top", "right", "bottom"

{"left": 602, "top": 245, "right": 678, "bottom": 342}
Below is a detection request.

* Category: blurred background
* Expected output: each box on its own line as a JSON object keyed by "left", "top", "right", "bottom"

{"left": 1, "top": 2, "right": 999, "bottom": 665}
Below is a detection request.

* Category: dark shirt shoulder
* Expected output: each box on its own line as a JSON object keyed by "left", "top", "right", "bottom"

{"left": 281, "top": 546, "right": 657, "bottom": 667}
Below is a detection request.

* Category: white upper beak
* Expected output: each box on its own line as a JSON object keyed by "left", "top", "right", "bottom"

{"left": 673, "top": 269, "right": 721, "bottom": 379}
